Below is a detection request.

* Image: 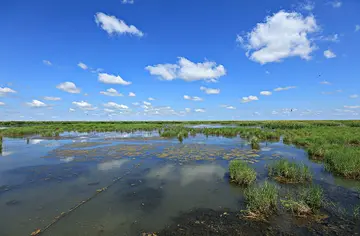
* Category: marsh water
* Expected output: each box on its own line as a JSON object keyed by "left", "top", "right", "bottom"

{"left": 0, "top": 129, "right": 359, "bottom": 235}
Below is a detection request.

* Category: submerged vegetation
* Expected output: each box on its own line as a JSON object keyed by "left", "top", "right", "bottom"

{"left": 244, "top": 181, "right": 278, "bottom": 216}
{"left": 268, "top": 159, "right": 312, "bottom": 183}
{"left": 229, "top": 160, "right": 256, "bottom": 186}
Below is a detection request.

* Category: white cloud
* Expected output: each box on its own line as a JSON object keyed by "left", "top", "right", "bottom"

{"left": 132, "top": 102, "right": 140, "bottom": 106}
{"left": 355, "top": 25, "right": 360, "bottom": 32}
{"left": 122, "top": 0, "right": 134, "bottom": 4}
{"left": 129, "top": 92, "right": 136, "bottom": 97}
{"left": 200, "top": 86, "right": 220, "bottom": 95}
{"left": 318, "top": 34, "right": 340, "bottom": 42}
{"left": 272, "top": 111, "right": 279, "bottom": 115}
{"left": 344, "top": 105, "right": 360, "bottom": 109}
{"left": 27, "top": 100, "right": 47, "bottom": 108}
{"left": 72, "top": 101, "right": 97, "bottom": 110}
{"left": 241, "top": 96, "right": 259, "bottom": 103}
{"left": 100, "top": 88, "right": 123, "bottom": 97}
{"left": 329, "top": 1, "right": 342, "bottom": 8}
{"left": 143, "top": 101, "right": 151, "bottom": 106}
{"left": 0, "top": 102, "right": 5, "bottom": 106}
{"left": 222, "top": 105, "right": 236, "bottom": 109}
{"left": 78, "top": 62, "right": 88, "bottom": 70}
{"left": 184, "top": 95, "right": 203, "bottom": 101}
{"left": 274, "top": 86, "right": 296, "bottom": 92}
{"left": 185, "top": 108, "right": 191, "bottom": 112}
{"left": 146, "top": 57, "right": 226, "bottom": 82}
{"left": 195, "top": 108, "right": 206, "bottom": 113}
{"left": 320, "top": 80, "right": 331, "bottom": 85}
{"left": 148, "top": 97, "right": 155, "bottom": 101}
{"left": 104, "top": 108, "right": 115, "bottom": 113}
{"left": 260, "top": 91, "right": 272, "bottom": 96}
{"left": 0, "top": 87, "right": 16, "bottom": 96}
{"left": 104, "top": 102, "right": 129, "bottom": 110}
{"left": 44, "top": 96, "right": 61, "bottom": 101}
{"left": 253, "top": 112, "right": 261, "bottom": 116}
{"left": 69, "top": 108, "right": 75, "bottom": 112}
{"left": 237, "top": 10, "right": 318, "bottom": 64}
{"left": 324, "top": 49, "right": 336, "bottom": 59}
{"left": 350, "top": 94, "right": 359, "bottom": 99}
{"left": 98, "top": 73, "right": 131, "bottom": 85}
{"left": 300, "top": 1, "right": 315, "bottom": 11}
{"left": 94, "top": 12, "right": 143, "bottom": 37}
{"left": 43, "top": 60, "right": 52, "bottom": 66}
{"left": 56, "top": 82, "right": 81, "bottom": 94}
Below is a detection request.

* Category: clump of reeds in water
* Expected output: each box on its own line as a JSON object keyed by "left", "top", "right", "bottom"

{"left": 268, "top": 159, "right": 312, "bottom": 183}
{"left": 281, "top": 185, "right": 324, "bottom": 216}
{"left": 229, "top": 160, "right": 256, "bottom": 186}
{"left": 0, "top": 135, "right": 2, "bottom": 155}
{"left": 244, "top": 181, "right": 278, "bottom": 217}
{"left": 250, "top": 136, "right": 260, "bottom": 150}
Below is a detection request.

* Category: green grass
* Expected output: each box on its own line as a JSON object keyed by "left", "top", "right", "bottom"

{"left": 268, "top": 159, "right": 312, "bottom": 183}
{"left": 229, "top": 160, "right": 256, "bottom": 186}
{"left": 281, "top": 185, "right": 323, "bottom": 216}
{"left": 244, "top": 181, "right": 278, "bottom": 216}
{"left": 250, "top": 137, "right": 260, "bottom": 150}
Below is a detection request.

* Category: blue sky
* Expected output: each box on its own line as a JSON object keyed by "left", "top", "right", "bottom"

{"left": 1, "top": 0, "right": 360, "bottom": 121}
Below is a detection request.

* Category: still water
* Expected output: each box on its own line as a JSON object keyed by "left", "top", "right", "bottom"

{"left": 0, "top": 131, "right": 359, "bottom": 235}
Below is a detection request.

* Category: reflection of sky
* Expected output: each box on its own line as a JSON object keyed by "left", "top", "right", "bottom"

{"left": 60, "top": 157, "right": 74, "bottom": 163}
{"left": 30, "top": 139, "right": 44, "bottom": 145}
{"left": 147, "top": 164, "right": 175, "bottom": 179}
{"left": 180, "top": 165, "right": 226, "bottom": 186}
{"left": 1, "top": 151, "right": 14, "bottom": 157}
{"left": 97, "top": 159, "right": 129, "bottom": 171}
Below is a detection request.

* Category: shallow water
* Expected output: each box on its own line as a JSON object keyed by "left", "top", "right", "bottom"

{"left": 0, "top": 132, "right": 359, "bottom": 235}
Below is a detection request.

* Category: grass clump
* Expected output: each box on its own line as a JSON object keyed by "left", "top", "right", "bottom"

{"left": 268, "top": 159, "right": 312, "bottom": 183}
{"left": 244, "top": 181, "right": 278, "bottom": 216}
{"left": 281, "top": 185, "right": 323, "bottom": 216}
{"left": 250, "top": 137, "right": 260, "bottom": 150}
{"left": 324, "top": 146, "right": 360, "bottom": 179}
{"left": 281, "top": 185, "right": 324, "bottom": 216}
{"left": 229, "top": 160, "right": 256, "bottom": 186}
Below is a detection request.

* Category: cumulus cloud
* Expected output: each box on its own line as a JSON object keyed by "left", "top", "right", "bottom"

{"left": 77, "top": 62, "right": 88, "bottom": 70}
{"left": 143, "top": 101, "right": 151, "bottom": 106}
{"left": 44, "top": 96, "right": 61, "bottom": 101}
{"left": 132, "top": 102, "right": 140, "bottom": 106}
{"left": 185, "top": 108, "right": 191, "bottom": 113}
{"left": 0, "top": 102, "right": 5, "bottom": 106}
{"left": 274, "top": 86, "right": 296, "bottom": 92}
{"left": 98, "top": 73, "right": 131, "bottom": 85}
{"left": 253, "top": 112, "right": 261, "bottom": 116}
{"left": 350, "top": 94, "right": 359, "bottom": 99}
{"left": 69, "top": 108, "right": 75, "bottom": 112}
{"left": 184, "top": 95, "right": 203, "bottom": 101}
{"left": 95, "top": 12, "right": 143, "bottom": 37}
{"left": 320, "top": 80, "right": 331, "bottom": 85}
{"left": 146, "top": 57, "right": 226, "bottom": 82}
{"left": 56, "top": 82, "right": 81, "bottom": 94}
{"left": 241, "top": 96, "right": 259, "bottom": 103}
{"left": 148, "top": 97, "right": 155, "bottom": 101}
{"left": 104, "top": 108, "right": 115, "bottom": 113}
{"left": 129, "top": 92, "right": 136, "bottom": 97}
{"left": 195, "top": 108, "right": 206, "bottom": 113}
{"left": 324, "top": 49, "right": 336, "bottom": 59}
{"left": 100, "top": 88, "right": 123, "bottom": 97}
{"left": 0, "top": 87, "right": 16, "bottom": 96}
{"left": 27, "top": 100, "right": 47, "bottom": 108}
{"left": 237, "top": 10, "right": 318, "bottom": 64}
{"left": 200, "top": 86, "right": 220, "bottom": 95}
{"left": 104, "top": 102, "right": 129, "bottom": 110}
{"left": 260, "top": 91, "right": 272, "bottom": 96}
{"left": 72, "top": 101, "right": 97, "bottom": 110}
{"left": 43, "top": 60, "right": 52, "bottom": 66}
